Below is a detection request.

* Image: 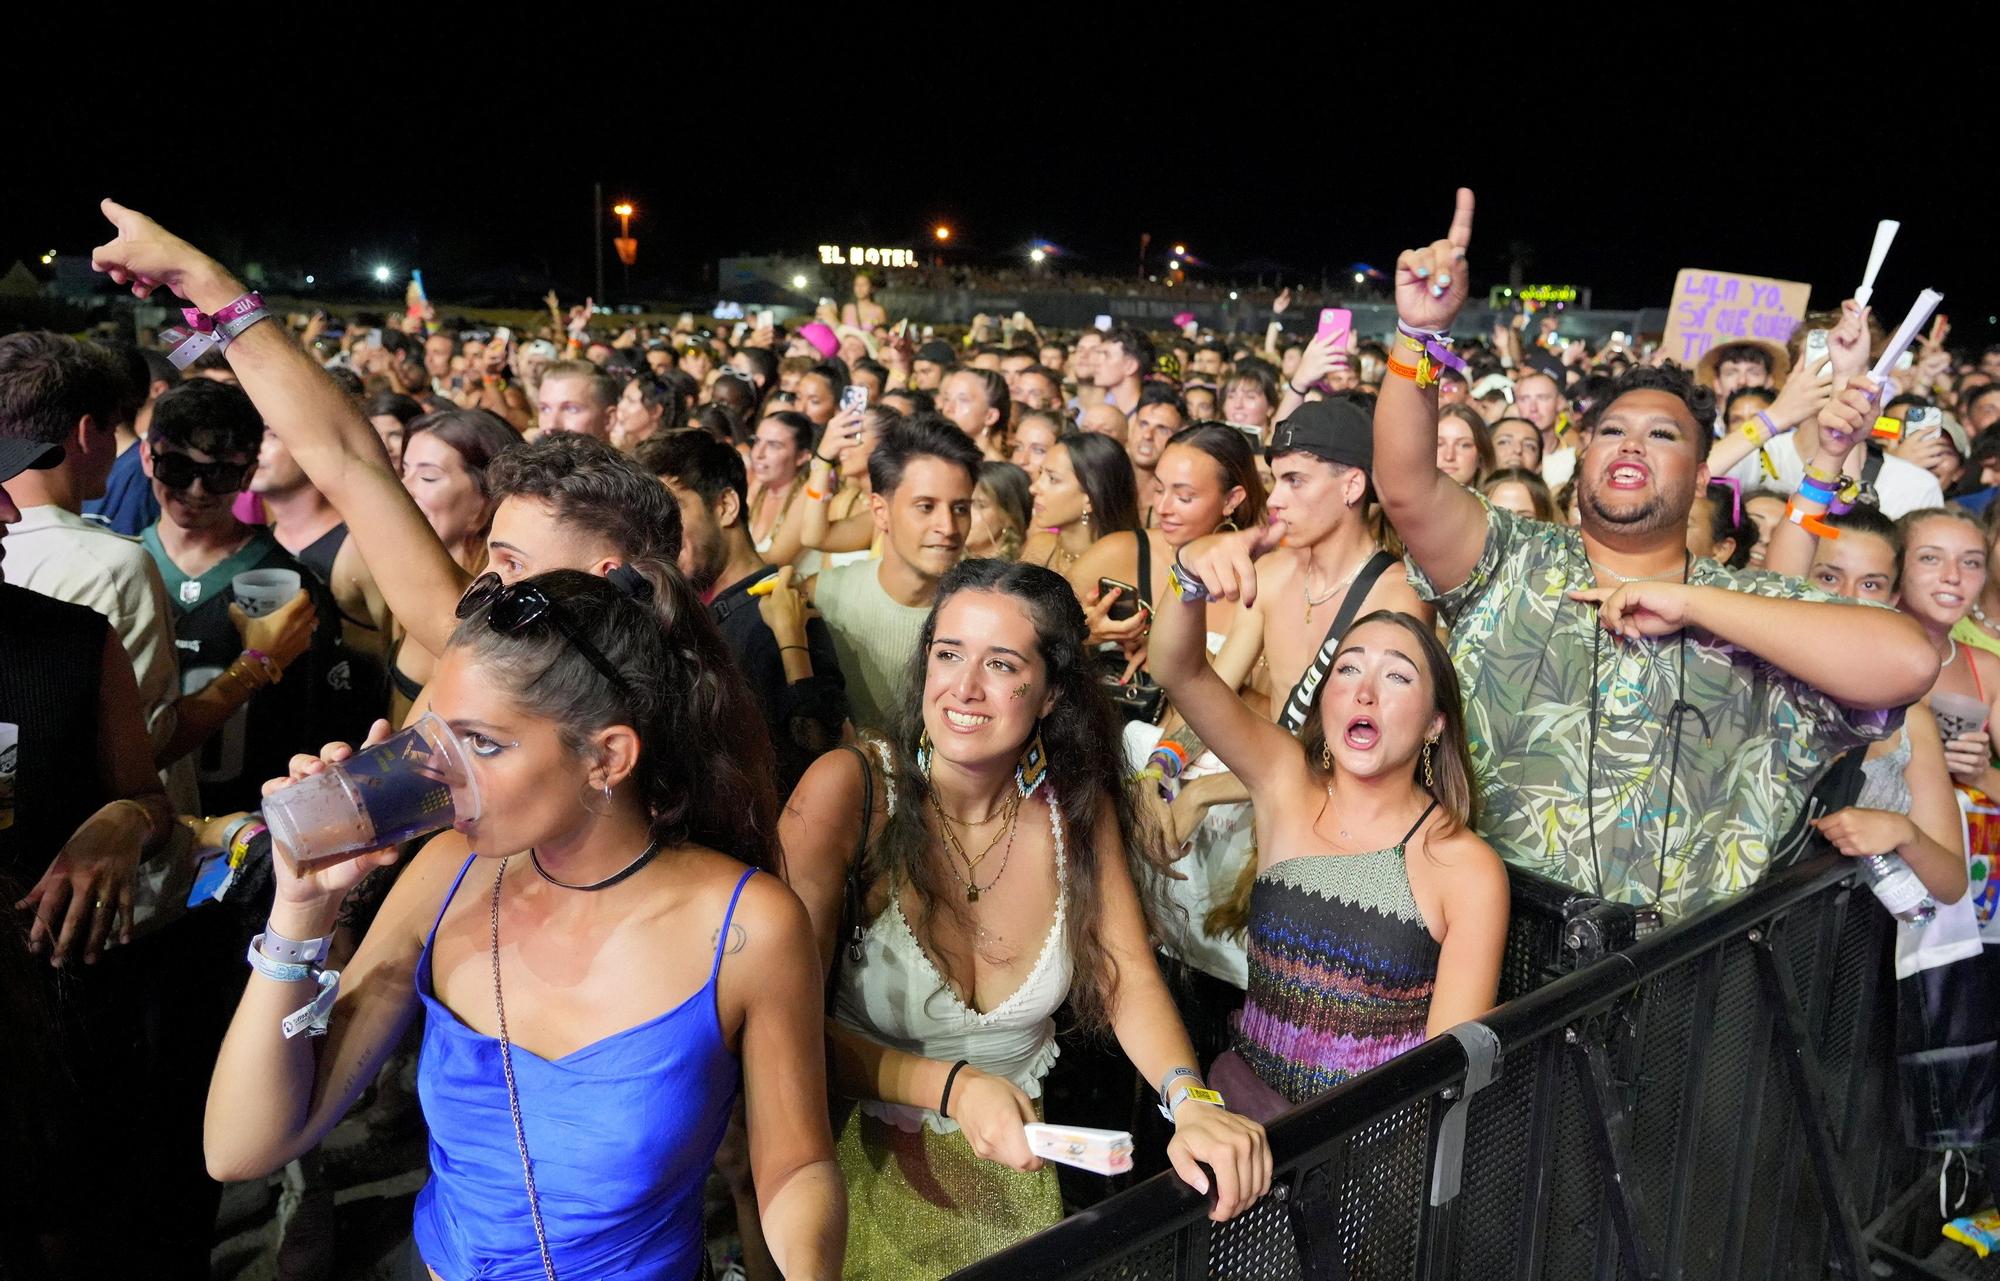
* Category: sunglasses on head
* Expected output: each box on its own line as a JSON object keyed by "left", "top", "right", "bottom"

{"left": 455, "top": 573, "right": 635, "bottom": 701}
{"left": 149, "top": 446, "right": 252, "bottom": 495}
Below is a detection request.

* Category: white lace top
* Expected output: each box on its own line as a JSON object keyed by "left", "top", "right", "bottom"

{"left": 830, "top": 740, "right": 1073, "bottom": 1134}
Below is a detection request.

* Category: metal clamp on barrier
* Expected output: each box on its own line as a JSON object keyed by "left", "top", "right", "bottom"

{"left": 1429, "top": 1020, "right": 1502, "bottom": 1207}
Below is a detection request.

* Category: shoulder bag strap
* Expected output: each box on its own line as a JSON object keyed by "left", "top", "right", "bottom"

{"left": 1279, "top": 550, "right": 1398, "bottom": 733}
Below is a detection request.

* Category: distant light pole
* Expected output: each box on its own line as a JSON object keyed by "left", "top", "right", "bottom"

{"left": 612, "top": 200, "right": 638, "bottom": 294}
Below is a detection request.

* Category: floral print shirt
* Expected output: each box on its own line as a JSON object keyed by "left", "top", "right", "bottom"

{"left": 1410, "top": 499, "right": 1897, "bottom": 919}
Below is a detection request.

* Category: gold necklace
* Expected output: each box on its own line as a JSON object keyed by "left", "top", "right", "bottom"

{"left": 1303, "top": 551, "right": 1370, "bottom": 628}
{"left": 930, "top": 788, "right": 1022, "bottom": 900}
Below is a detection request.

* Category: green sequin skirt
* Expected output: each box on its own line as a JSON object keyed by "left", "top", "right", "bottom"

{"left": 835, "top": 1100, "right": 1063, "bottom": 1280}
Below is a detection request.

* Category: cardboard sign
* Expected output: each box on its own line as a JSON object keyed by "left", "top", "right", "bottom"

{"left": 1662, "top": 269, "right": 1811, "bottom": 364}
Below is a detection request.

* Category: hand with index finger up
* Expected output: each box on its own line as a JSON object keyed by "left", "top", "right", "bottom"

{"left": 1395, "top": 188, "right": 1475, "bottom": 334}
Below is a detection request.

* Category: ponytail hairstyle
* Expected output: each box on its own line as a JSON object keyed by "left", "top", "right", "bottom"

{"left": 868, "top": 559, "right": 1166, "bottom": 1032}
{"left": 449, "top": 565, "right": 780, "bottom": 871}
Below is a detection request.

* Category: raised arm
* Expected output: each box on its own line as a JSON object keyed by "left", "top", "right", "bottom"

{"left": 1374, "top": 188, "right": 1490, "bottom": 594}
{"left": 1149, "top": 525, "right": 1309, "bottom": 799}
{"left": 90, "top": 200, "right": 472, "bottom": 657}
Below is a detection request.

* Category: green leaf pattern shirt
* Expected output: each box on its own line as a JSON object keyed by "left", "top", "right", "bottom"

{"left": 1409, "top": 499, "right": 1897, "bottom": 919}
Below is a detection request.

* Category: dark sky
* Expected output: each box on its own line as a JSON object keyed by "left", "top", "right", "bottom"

{"left": 13, "top": 25, "right": 1995, "bottom": 338}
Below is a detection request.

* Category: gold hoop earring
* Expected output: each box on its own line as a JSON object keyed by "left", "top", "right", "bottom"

{"left": 1217, "top": 515, "right": 1241, "bottom": 534}
{"left": 1421, "top": 737, "right": 1437, "bottom": 790}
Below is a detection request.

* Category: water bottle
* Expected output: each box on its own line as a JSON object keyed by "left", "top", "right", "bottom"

{"left": 1859, "top": 853, "right": 1936, "bottom": 924}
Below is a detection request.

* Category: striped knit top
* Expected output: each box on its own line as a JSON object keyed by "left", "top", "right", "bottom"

{"left": 1234, "top": 802, "right": 1440, "bottom": 1105}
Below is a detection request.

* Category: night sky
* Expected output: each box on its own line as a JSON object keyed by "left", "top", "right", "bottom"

{"left": 13, "top": 26, "right": 1994, "bottom": 339}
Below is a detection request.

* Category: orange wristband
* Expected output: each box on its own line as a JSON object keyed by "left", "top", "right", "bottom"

{"left": 1386, "top": 356, "right": 1421, "bottom": 382}
{"left": 1785, "top": 500, "right": 1839, "bottom": 539}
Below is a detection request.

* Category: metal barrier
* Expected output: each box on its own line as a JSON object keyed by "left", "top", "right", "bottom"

{"left": 950, "top": 856, "right": 1939, "bottom": 1281}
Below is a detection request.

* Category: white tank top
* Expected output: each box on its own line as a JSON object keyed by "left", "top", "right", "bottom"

{"left": 831, "top": 740, "right": 1073, "bottom": 1134}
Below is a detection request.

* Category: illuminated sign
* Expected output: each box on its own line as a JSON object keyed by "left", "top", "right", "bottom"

{"left": 818, "top": 245, "right": 918, "bottom": 268}
{"left": 1507, "top": 284, "right": 1580, "bottom": 303}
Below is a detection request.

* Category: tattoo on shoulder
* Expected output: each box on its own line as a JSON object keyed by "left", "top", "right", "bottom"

{"left": 711, "top": 923, "right": 747, "bottom": 955}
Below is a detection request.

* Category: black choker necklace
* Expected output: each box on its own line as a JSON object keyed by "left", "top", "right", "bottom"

{"left": 529, "top": 839, "right": 663, "bottom": 891}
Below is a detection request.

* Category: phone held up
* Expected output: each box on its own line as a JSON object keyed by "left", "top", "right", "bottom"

{"left": 840, "top": 385, "right": 868, "bottom": 413}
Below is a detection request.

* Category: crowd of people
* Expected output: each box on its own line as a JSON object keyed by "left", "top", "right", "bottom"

{"left": 0, "top": 187, "right": 1995, "bottom": 1281}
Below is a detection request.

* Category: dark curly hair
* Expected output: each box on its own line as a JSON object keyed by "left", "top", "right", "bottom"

{"left": 868, "top": 558, "right": 1166, "bottom": 1032}
{"left": 1596, "top": 365, "right": 1716, "bottom": 458}
{"left": 450, "top": 567, "right": 779, "bottom": 870}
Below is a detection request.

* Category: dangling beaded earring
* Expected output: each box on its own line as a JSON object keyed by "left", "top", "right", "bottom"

{"left": 1016, "top": 725, "right": 1048, "bottom": 798}
{"left": 917, "top": 729, "right": 934, "bottom": 778}
{"left": 1421, "top": 735, "right": 1438, "bottom": 790}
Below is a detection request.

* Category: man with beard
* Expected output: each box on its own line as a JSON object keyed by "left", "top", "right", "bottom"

{"left": 1369, "top": 190, "right": 1936, "bottom": 920}
{"left": 641, "top": 431, "right": 846, "bottom": 796}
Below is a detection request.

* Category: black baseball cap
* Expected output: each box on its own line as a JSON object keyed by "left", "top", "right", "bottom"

{"left": 1266, "top": 398, "right": 1372, "bottom": 472}
{"left": 915, "top": 340, "right": 956, "bottom": 366}
{"left": 0, "top": 439, "right": 61, "bottom": 485}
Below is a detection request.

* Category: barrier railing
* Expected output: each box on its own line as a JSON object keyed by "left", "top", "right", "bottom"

{"left": 950, "top": 856, "right": 1940, "bottom": 1281}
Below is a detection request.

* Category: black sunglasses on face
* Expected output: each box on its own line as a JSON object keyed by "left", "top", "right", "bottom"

{"left": 150, "top": 447, "right": 252, "bottom": 495}
{"left": 455, "top": 573, "right": 635, "bottom": 701}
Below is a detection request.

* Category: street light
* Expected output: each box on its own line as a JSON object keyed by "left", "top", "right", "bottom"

{"left": 791, "top": 273, "right": 809, "bottom": 289}
{"left": 1168, "top": 258, "right": 1180, "bottom": 270}
{"left": 373, "top": 265, "right": 392, "bottom": 283}
{"left": 304, "top": 275, "right": 315, "bottom": 285}
{"left": 934, "top": 225, "right": 952, "bottom": 242}
{"left": 1354, "top": 272, "right": 1366, "bottom": 284}
{"left": 1029, "top": 248, "right": 1046, "bottom": 264}
{"left": 1173, "top": 244, "right": 1187, "bottom": 257}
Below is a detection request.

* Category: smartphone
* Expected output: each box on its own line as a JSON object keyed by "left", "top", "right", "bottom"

{"left": 1097, "top": 578, "right": 1148, "bottom": 623}
{"left": 1610, "top": 331, "right": 1629, "bottom": 348}
{"left": 493, "top": 326, "right": 513, "bottom": 348}
{"left": 892, "top": 318, "right": 910, "bottom": 339}
{"left": 1316, "top": 308, "right": 1352, "bottom": 349}
{"left": 840, "top": 385, "right": 868, "bottom": 413}
{"left": 678, "top": 312, "right": 694, "bottom": 330}
{"left": 731, "top": 321, "right": 748, "bottom": 344}
{"left": 757, "top": 310, "right": 775, "bottom": 330}
{"left": 1094, "top": 314, "right": 1113, "bottom": 332}
{"left": 1905, "top": 405, "right": 1943, "bottom": 439}
{"left": 1805, "top": 328, "right": 1831, "bottom": 371}
{"left": 363, "top": 328, "right": 382, "bottom": 350}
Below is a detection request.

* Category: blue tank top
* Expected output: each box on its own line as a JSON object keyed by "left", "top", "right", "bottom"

{"left": 412, "top": 855, "right": 753, "bottom": 1280}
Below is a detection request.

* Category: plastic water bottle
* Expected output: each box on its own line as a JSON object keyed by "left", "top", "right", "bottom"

{"left": 1859, "top": 854, "right": 1936, "bottom": 924}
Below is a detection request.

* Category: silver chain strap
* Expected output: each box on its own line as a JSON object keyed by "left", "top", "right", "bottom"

{"left": 491, "top": 857, "right": 559, "bottom": 1281}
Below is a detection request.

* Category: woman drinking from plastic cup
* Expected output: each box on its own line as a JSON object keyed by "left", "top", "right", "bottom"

{"left": 205, "top": 566, "right": 843, "bottom": 1281}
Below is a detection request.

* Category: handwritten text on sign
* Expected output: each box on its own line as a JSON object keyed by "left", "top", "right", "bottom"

{"left": 1663, "top": 269, "right": 1811, "bottom": 364}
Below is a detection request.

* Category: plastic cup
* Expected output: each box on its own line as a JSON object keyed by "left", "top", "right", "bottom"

{"left": 262, "top": 713, "right": 482, "bottom": 874}
{"left": 1930, "top": 691, "right": 1990, "bottom": 744}
{"left": 232, "top": 569, "right": 302, "bottom": 619}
